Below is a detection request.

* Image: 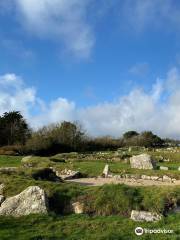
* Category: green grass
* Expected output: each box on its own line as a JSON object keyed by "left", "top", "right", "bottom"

{"left": 150, "top": 151, "right": 180, "bottom": 163}
{"left": 0, "top": 154, "right": 179, "bottom": 179}
{"left": 0, "top": 155, "right": 22, "bottom": 167}
{"left": 0, "top": 213, "right": 179, "bottom": 240}
{"left": 52, "top": 160, "right": 180, "bottom": 179}
{"left": 0, "top": 166, "right": 179, "bottom": 240}
{"left": 1, "top": 170, "right": 179, "bottom": 215}
{"left": 0, "top": 151, "right": 179, "bottom": 239}
{"left": 158, "top": 162, "right": 180, "bottom": 169}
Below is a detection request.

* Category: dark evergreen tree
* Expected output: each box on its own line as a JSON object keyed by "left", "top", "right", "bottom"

{"left": 0, "top": 111, "right": 31, "bottom": 146}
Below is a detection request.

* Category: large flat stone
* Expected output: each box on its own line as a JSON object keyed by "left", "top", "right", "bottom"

{"left": 130, "top": 154, "right": 155, "bottom": 169}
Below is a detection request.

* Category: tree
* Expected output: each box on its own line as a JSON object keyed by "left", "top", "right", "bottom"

{"left": 121, "top": 130, "right": 164, "bottom": 147}
{"left": 123, "top": 131, "right": 139, "bottom": 139}
{"left": 57, "top": 121, "right": 85, "bottom": 150}
{"left": 140, "top": 131, "right": 164, "bottom": 147}
{"left": 25, "top": 121, "right": 85, "bottom": 155}
{"left": 0, "top": 111, "right": 31, "bottom": 146}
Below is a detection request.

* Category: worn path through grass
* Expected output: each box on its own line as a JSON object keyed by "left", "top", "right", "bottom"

{"left": 67, "top": 177, "right": 180, "bottom": 187}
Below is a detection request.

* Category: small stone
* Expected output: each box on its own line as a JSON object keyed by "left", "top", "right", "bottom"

{"left": 129, "top": 174, "right": 139, "bottom": 179}
{"left": 150, "top": 176, "right": 159, "bottom": 181}
{"left": 172, "top": 178, "right": 176, "bottom": 183}
{"left": 21, "top": 156, "right": 33, "bottom": 163}
{"left": 141, "top": 175, "right": 151, "bottom": 180}
{"left": 72, "top": 202, "right": 84, "bottom": 214}
{"left": 57, "top": 169, "right": 81, "bottom": 180}
{"left": 131, "top": 210, "right": 162, "bottom": 222}
{"left": 102, "top": 164, "right": 109, "bottom": 178}
{"left": 108, "top": 174, "right": 113, "bottom": 178}
{"left": 125, "top": 174, "right": 130, "bottom": 178}
{"left": 162, "top": 175, "right": 172, "bottom": 183}
{"left": 160, "top": 166, "right": 168, "bottom": 170}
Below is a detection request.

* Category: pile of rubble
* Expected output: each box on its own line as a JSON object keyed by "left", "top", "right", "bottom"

{"left": 111, "top": 174, "right": 176, "bottom": 183}
{"left": 51, "top": 168, "right": 82, "bottom": 180}
{"left": 102, "top": 164, "right": 177, "bottom": 183}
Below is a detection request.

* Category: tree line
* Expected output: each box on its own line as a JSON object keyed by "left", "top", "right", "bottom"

{"left": 0, "top": 111, "right": 178, "bottom": 155}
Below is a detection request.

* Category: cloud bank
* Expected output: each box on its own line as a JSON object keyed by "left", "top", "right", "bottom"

{"left": 1, "top": 68, "right": 180, "bottom": 139}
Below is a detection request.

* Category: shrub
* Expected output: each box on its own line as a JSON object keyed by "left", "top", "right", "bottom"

{"left": 24, "top": 122, "right": 85, "bottom": 155}
{"left": 139, "top": 187, "right": 180, "bottom": 214}
{"left": 80, "top": 184, "right": 142, "bottom": 216}
{"left": 0, "top": 145, "right": 22, "bottom": 155}
{"left": 31, "top": 168, "right": 61, "bottom": 182}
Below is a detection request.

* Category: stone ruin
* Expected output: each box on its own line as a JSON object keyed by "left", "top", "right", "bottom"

{"left": 131, "top": 210, "right": 162, "bottom": 222}
{"left": 102, "top": 164, "right": 109, "bottom": 178}
{"left": 72, "top": 202, "right": 84, "bottom": 214}
{"left": 130, "top": 154, "right": 156, "bottom": 170}
{"left": 0, "top": 186, "right": 48, "bottom": 217}
{"left": 52, "top": 168, "right": 82, "bottom": 180}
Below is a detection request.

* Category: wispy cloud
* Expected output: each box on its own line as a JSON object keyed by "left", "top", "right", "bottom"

{"left": 2, "top": 0, "right": 180, "bottom": 59}
{"left": 122, "top": 0, "right": 180, "bottom": 33}
{"left": 14, "top": 0, "right": 94, "bottom": 59}
{"left": 1, "top": 67, "right": 180, "bottom": 139}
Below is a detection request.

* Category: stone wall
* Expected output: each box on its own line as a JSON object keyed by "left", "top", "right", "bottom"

{"left": 106, "top": 173, "right": 176, "bottom": 183}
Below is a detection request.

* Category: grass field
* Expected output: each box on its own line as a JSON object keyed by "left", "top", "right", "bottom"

{"left": 0, "top": 155, "right": 22, "bottom": 167}
{"left": 0, "top": 213, "right": 179, "bottom": 240}
{"left": 1, "top": 151, "right": 177, "bottom": 178}
{"left": 0, "top": 150, "right": 179, "bottom": 240}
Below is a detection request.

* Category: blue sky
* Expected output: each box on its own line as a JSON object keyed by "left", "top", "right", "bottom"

{"left": 1, "top": 0, "right": 180, "bottom": 138}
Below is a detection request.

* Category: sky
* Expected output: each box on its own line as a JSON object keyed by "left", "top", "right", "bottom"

{"left": 1, "top": 0, "right": 180, "bottom": 138}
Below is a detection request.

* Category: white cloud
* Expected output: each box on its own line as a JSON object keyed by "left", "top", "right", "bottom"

{"left": 31, "top": 98, "right": 76, "bottom": 128}
{"left": 0, "top": 73, "right": 76, "bottom": 128}
{"left": 122, "top": 0, "right": 180, "bottom": 32}
{"left": 0, "top": 74, "right": 36, "bottom": 118}
{"left": 14, "top": 0, "right": 94, "bottom": 58}
{"left": 1, "top": 68, "right": 180, "bottom": 139}
{"left": 0, "top": 73, "right": 22, "bottom": 86}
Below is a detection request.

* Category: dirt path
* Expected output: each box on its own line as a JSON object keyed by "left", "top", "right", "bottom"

{"left": 67, "top": 177, "right": 180, "bottom": 187}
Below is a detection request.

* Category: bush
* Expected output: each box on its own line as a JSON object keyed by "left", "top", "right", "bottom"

{"left": 76, "top": 185, "right": 180, "bottom": 217}
{"left": 0, "top": 145, "right": 22, "bottom": 155}
{"left": 31, "top": 168, "right": 61, "bottom": 182}
{"left": 24, "top": 122, "right": 85, "bottom": 155}
{"left": 122, "top": 131, "right": 164, "bottom": 148}
{"left": 80, "top": 184, "right": 142, "bottom": 216}
{"left": 139, "top": 187, "right": 180, "bottom": 214}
